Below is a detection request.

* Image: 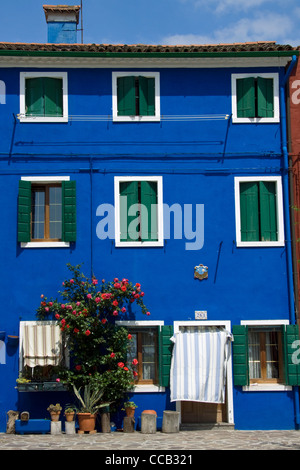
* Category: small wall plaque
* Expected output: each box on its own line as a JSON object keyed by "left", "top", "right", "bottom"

{"left": 194, "top": 264, "right": 208, "bottom": 280}
{"left": 195, "top": 311, "right": 207, "bottom": 320}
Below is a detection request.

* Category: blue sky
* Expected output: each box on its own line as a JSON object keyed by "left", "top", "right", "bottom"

{"left": 0, "top": 0, "right": 300, "bottom": 47}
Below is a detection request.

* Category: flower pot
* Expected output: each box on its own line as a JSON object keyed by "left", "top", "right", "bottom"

{"left": 50, "top": 411, "right": 61, "bottom": 422}
{"left": 65, "top": 412, "right": 75, "bottom": 422}
{"left": 125, "top": 407, "right": 136, "bottom": 418}
{"left": 77, "top": 413, "right": 97, "bottom": 432}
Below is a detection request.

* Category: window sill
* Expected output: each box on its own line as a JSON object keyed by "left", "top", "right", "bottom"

{"left": 132, "top": 384, "right": 165, "bottom": 393}
{"left": 19, "top": 117, "right": 68, "bottom": 123}
{"left": 115, "top": 241, "right": 164, "bottom": 248}
{"left": 16, "top": 381, "right": 68, "bottom": 392}
{"left": 243, "top": 384, "right": 292, "bottom": 392}
{"left": 236, "top": 240, "right": 285, "bottom": 248}
{"left": 21, "top": 241, "right": 70, "bottom": 248}
{"left": 232, "top": 117, "right": 279, "bottom": 124}
{"left": 113, "top": 115, "right": 160, "bottom": 122}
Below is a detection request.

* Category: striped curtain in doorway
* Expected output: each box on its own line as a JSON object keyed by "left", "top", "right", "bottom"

{"left": 170, "top": 327, "right": 232, "bottom": 403}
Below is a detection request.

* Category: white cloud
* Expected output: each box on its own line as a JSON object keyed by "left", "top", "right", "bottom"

{"left": 180, "top": 0, "right": 281, "bottom": 13}
{"left": 162, "top": 13, "right": 295, "bottom": 45}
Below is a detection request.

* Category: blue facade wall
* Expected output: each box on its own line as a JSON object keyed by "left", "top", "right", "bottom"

{"left": 0, "top": 63, "right": 296, "bottom": 431}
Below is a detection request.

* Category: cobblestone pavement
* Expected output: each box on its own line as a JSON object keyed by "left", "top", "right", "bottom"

{"left": 1, "top": 428, "right": 300, "bottom": 451}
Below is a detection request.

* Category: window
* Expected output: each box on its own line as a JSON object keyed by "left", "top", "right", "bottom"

{"left": 248, "top": 327, "right": 283, "bottom": 384}
{"left": 114, "top": 176, "right": 164, "bottom": 247}
{"left": 234, "top": 176, "right": 284, "bottom": 247}
{"left": 18, "top": 321, "right": 68, "bottom": 390}
{"left": 232, "top": 322, "right": 300, "bottom": 391}
{"left": 231, "top": 73, "right": 279, "bottom": 123}
{"left": 18, "top": 176, "right": 76, "bottom": 247}
{"left": 128, "top": 327, "right": 158, "bottom": 384}
{"left": 112, "top": 72, "right": 160, "bottom": 121}
{"left": 20, "top": 72, "right": 68, "bottom": 122}
{"left": 117, "top": 321, "right": 173, "bottom": 391}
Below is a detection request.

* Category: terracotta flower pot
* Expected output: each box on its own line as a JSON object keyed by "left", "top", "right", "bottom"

{"left": 50, "top": 411, "right": 61, "bottom": 422}
{"left": 65, "top": 412, "right": 75, "bottom": 422}
{"left": 125, "top": 407, "right": 136, "bottom": 418}
{"left": 77, "top": 412, "right": 97, "bottom": 432}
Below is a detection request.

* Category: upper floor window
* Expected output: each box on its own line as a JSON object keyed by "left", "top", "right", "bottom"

{"left": 19, "top": 72, "right": 68, "bottom": 123}
{"left": 234, "top": 176, "right": 284, "bottom": 247}
{"left": 114, "top": 176, "right": 164, "bottom": 247}
{"left": 112, "top": 72, "right": 160, "bottom": 122}
{"left": 231, "top": 73, "right": 279, "bottom": 123}
{"left": 18, "top": 176, "right": 76, "bottom": 248}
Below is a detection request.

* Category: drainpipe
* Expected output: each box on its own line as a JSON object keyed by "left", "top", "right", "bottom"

{"left": 280, "top": 54, "right": 300, "bottom": 427}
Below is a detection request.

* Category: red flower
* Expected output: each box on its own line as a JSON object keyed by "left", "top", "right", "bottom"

{"left": 61, "top": 319, "right": 66, "bottom": 326}
{"left": 112, "top": 300, "right": 118, "bottom": 307}
{"left": 135, "top": 283, "right": 141, "bottom": 288}
{"left": 121, "top": 285, "right": 126, "bottom": 292}
{"left": 118, "top": 362, "right": 124, "bottom": 368}
{"left": 128, "top": 334, "right": 132, "bottom": 340}
{"left": 55, "top": 313, "right": 60, "bottom": 319}
{"left": 133, "top": 371, "right": 138, "bottom": 377}
{"left": 132, "top": 358, "right": 138, "bottom": 365}
{"left": 113, "top": 310, "right": 118, "bottom": 316}
{"left": 75, "top": 365, "right": 81, "bottom": 371}
{"left": 74, "top": 328, "right": 79, "bottom": 333}
{"left": 110, "top": 352, "right": 115, "bottom": 358}
{"left": 85, "top": 330, "right": 91, "bottom": 336}
{"left": 146, "top": 312, "right": 151, "bottom": 316}
{"left": 124, "top": 367, "right": 129, "bottom": 371}
{"left": 101, "top": 318, "right": 107, "bottom": 324}
{"left": 121, "top": 307, "right": 126, "bottom": 313}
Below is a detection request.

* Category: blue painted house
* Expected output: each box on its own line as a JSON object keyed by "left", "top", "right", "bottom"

{"left": 0, "top": 4, "right": 299, "bottom": 432}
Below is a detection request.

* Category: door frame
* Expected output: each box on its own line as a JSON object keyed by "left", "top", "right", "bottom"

{"left": 173, "top": 320, "right": 234, "bottom": 425}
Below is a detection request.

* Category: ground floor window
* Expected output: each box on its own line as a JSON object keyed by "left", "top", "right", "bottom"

{"left": 127, "top": 327, "right": 158, "bottom": 384}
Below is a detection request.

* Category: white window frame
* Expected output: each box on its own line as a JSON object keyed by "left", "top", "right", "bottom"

{"left": 240, "top": 319, "right": 291, "bottom": 392}
{"left": 20, "top": 176, "right": 70, "bottom": 248}
{"left": 114, "top": 175, "right": 164, "bottom": 247}
{"left": 173, "top": 320, "right": 234, "bottom": 425}
{"left": 234, "top": 176, "right": 285, "bottom": 247}
{"left": 19, "top": 72, "right": 68, "bottom": 123}
{"left": 112, "top": 71, "right": 160, "bottom": 122}
{"left": 117, "top": 320, "right": 165, "bottom": 393}
{"left": 231, "top": 73, "right": 279, "bottom": 123}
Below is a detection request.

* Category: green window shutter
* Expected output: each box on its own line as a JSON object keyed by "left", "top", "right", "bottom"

{"left": 158, "top": 325, "right": 174, "bottom": 387}
{"left": 139, "top": 76, "right": 155, "bottom": 116}
{"left": 240, "top": 182, "right": 260, "bottom": 241}
{"left": 119, "top": 181, "right": 139, "bottom": 241}
{"left": 62, "top": 180, "right": 76, "bottom": 242}
{"left": 257, "top": 77, "right": 274, "bottom": 118}
{"left": 282, "top": 325, "right": 300, "bottom": 386}
{"left": 44, "top": 78, "right": 63, "bottom": 117}
{"left": 18, "top": 180, "right": 31, "bottom": 243}
{"left": 232, "top": 325, "right": 249, "bottom": 386}
{"left": 236, "top": 77, "right": 256, "bottom": 118}
{"left": 140, "top": 181, "right": 158, "bottom": 242}
{"left": 259, "top": 181, "right": 277, "bottom": 241}
{"left": 25, "top": 78, "right": 44, "bottom": 117}
{"left": 117, "top": 76, "right": 136, "bottom": 116}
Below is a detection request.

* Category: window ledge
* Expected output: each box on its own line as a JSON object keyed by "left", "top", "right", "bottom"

{"left": 21, "top": 242, "right": 70, "bottom": 248}
{"left": 19, "top": 117, "right": 68, "bottom": 123}
{"left": 243, "top": 384, "right": 292, "bottom": 392}
{"left": 236, "top": 241, "right": 285, "bottom": 247}
{"left": 132, "top": 384, "right": 165, "bottom": 393}
{"left": 16, "top": 381, "right": 68, "bottom": 392}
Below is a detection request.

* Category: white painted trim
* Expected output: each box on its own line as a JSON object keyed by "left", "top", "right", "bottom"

{"left": 112, "top": 71, "right": 160, "bottom": 122}
{"left": 240, "top": 319, "right": 291, "bottom": 392}
{"left": 231, "top": 73, "right": 279, "bottom": 123}
{"left": 173, "top": 320, "right": 234, "bottom": 426}
{"left": 234, "top": 176, "right": 285, "bottom": 247}
{"left": 117, "top": 320, "right": 165, "bottom": 393}
{"left": 19, "top": 71, "right": 68, "bottom": 123}
{"left": 20, "top": 176, "right": 70, "bottom": 248}
{"left": 114, "top": 175, "right": 164, "bottom": 247}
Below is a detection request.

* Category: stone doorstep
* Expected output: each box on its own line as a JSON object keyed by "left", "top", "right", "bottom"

{"left": 180, "top": 422, "right": 235, "bottom": 431}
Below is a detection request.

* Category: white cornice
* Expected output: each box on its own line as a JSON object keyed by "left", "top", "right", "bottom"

{"left": 0, "top": 56, "right": 292, "bottom": 69}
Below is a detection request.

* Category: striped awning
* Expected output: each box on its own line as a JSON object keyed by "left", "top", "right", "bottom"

{"left": 170, "top": 327, "right": 232, "bottom": 403}
{"left": 23, "top": 322, "right": 62, "bottom": 368}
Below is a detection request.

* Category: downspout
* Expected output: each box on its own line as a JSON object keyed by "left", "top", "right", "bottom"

{"left": 280, "top": 54, "right": 299, "bottom": 427}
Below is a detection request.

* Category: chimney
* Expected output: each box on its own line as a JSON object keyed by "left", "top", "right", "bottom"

{"left": 43, "top": 5, "right": 81, "bottom": 44}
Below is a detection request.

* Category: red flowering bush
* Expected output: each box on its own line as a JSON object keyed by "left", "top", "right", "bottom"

{"left": 37, "top": 263, "right": 150, "bottom": 408}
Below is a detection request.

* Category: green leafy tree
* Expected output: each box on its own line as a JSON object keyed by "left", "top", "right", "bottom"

{"left": 37, "top": 264, "right": 150, "bottom": 409}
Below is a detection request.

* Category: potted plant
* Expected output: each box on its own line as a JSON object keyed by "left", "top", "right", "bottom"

{"left": 64, "top": 405, "right": 76, "bottom": 422}
{"left": 123, "top": 401, "right": 138, "bottom": 418}
{"left": 47, "top": 403, "right": 62, "bottom": 422}
{"left": 73, "top": 383, "right": 110, "bottom": 433}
